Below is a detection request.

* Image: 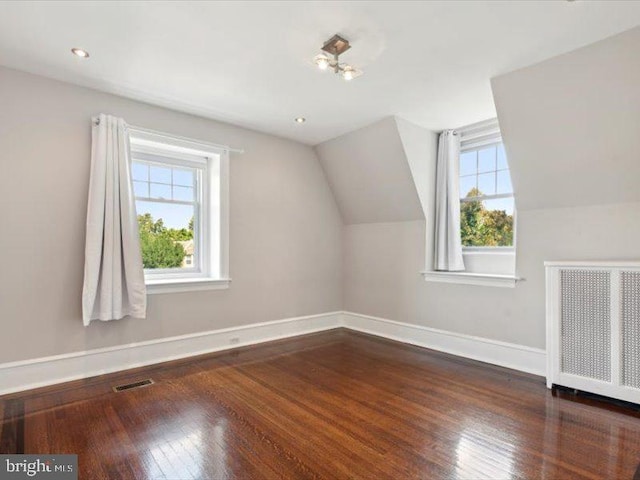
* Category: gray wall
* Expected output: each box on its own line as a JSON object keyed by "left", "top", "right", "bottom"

{"left": 2, "top": 25, "right": 638, "bottom": 364}
{"left": 315, "top": 117, "right": 423, "bottom": 225}
{"left": 492, "top": 26, "right": 640, "bottom": 211}
{"left": 341, "top": 27, "right": 640, "bottom": 349}
{"left": 344, "top": 202, "right": 640, "bottom": 349}
{"left": 0, "top": 66, "right": 343, "bottom": 363}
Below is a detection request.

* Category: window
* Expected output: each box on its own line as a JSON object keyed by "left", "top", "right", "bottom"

{"left": 422, "top": 119, "right": 518, "bottom": 287}
{"left": 129, "top": 129, "right": 229, "bottom": 293}
{"left": 132, "top": 161, "right": 200, "bottom": 272}
{"left": 458, "top": 126, "right": 514, "bottom": 250}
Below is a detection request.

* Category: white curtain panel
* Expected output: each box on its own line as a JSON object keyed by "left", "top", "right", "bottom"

{"left": 82, "top": 114, "right": 146, "bottom": 325}
{"left": 434, "top": 130, "right": 465, "bottom": 271}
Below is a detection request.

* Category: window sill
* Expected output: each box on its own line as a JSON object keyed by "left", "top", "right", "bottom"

{"left": 462, "top": 249, "right": 515, "bottom": 255}
{"left": 146, "top": 277, "right": 231, "bottom": 294}
{"left": 421, "top": 271, "right": 521, "bottom": 288}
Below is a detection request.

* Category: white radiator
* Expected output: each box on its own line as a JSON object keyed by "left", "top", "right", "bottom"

{"left": 545, "top": 261, "right": 640, "bottom": 404}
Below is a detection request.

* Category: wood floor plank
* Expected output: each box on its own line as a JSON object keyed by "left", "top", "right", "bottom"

{"left": 2, "top": 329, "right": 640, "bottom": 479}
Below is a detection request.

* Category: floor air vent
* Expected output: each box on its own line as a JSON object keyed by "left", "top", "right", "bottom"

{"left": 112, "top": 379, "right": 154, "bottom": 392}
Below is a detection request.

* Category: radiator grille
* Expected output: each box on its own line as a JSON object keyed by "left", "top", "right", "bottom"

{"left": 560, "top": 270, "right": 611, "bottom": 381}
{"left": 621, "top": 271, "right": 640, "bottom": 388}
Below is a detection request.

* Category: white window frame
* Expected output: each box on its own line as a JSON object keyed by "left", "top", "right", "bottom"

{"left": 458, "top": 120, "right": 516, "bottom": 253}
{"left": 422, "top": 119, "right": 520, "bottom": 287}
{"left": 129, "top": 128, "right": 230, "bottom": 294}
{"left": 132, "top": 153, "right": 206, "bottom": 278}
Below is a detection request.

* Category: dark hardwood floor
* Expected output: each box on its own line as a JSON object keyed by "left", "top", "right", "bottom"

{"left": 2, "top": 329, "right": 640, "bottom": 479}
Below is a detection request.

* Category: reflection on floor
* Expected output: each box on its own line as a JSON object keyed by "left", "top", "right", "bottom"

{"left": 2, "top": 329, "right": 640, "bottom": 479}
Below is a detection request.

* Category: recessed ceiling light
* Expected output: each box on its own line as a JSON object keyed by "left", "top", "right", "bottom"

{"left": 71, "top": 48, "right": 90, "bottom": 58}
{"left": 294, "top": 117, "right": 306, "bottom": 124}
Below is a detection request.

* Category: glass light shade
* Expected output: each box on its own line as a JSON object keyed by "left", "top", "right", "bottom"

{"left": 315, "top": 54, "right": 330, "bottom": 70}
{"left": 342, "top": 66, "right": 354, "bottom": 81}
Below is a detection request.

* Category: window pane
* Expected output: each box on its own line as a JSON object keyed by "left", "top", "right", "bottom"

{"left": 173, "top": 168, "right": 194, "bottom": 187}
{"left": 497, "top": 170, "right": 513, "bottom": 194}
{"left": 150, "top": 183, "right": 171, "bottom": 200}
{"left": 478, "top": 146, "right": 496, "bottom": 173}
{"left": 477, "top": 172, "right": 495, "bottom": 196}
{"left": 459, "top": 175, "right": 477, "bottom": 199}
{"left": 136, "top": 201, "right": 196, "bottom": 270}
{"left": 497, "top": 144, "right": 508, "bottom": 170}
{"left": 132, "top": 163, "right": 148, "bottom": 181}
{"left": 460, "top": 151, "right": 477, "bottom": 176}
{"left": 173, "top": 186, "right": 194, "bottom": 202}
{"left": 460, "top": 196, "right": 514, "bottom": 247}
{"left": 133, "top": 181, "right": 148, "bottom": 198}
{"left": 150, "top": 165, "right": 171, "bottom": 184}
{"left": 484, "top": 197, "right": 515, "bottom": 216}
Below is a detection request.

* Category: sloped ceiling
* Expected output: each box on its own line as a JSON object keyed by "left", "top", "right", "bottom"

{"left": 395, "top": 117, "right": 439, "bottom": 219}
{"left": 317, "top": 27, "right": 640, "bottom": 225}
{"left": 315, "top": 117, "right": 425, "bottom": 224}
{"left": 492, "top": 26, "right": 640, "bottom": 211}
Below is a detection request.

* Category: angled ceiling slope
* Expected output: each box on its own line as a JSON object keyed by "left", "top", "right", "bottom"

{"left": 493, "top": 26, "right": 640, "bottom": 211}
{"left": 315, "top": 117, "right": 429, "bottom": 225}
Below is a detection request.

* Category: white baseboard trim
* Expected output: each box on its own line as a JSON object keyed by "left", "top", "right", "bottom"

{"left": 0, "top": 312, "right": 341, "bottom": 396}
{"left": 0, "top": 310, "right": 546, "bottom": 396}
{"left": 341, "top": 312, "right": 546, "bottom": 376}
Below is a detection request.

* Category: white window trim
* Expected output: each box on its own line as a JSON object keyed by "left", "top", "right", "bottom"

{"left": 421, "top": 271, "right": 521, "bottom": 288}
{"left": 133, "top": 151, "right": 205, "bottom": 279}
{"left": 462, "top": 246, "right": 515, "bottom": 254}
{"left": 458, "top": 118, "right": 502, "bottom": 151}
{"left": 130, "top": 128, "right": 230, "bottom": 293}
{"left": 459, "top": 118, "right": 516, "bottom": 260}
{"left": 146, "top": 277, "right": 231, "bottom": 294}
{"left": 423, "top": 119, "right": 520, "bottom": 286}
{"left": 459, "top": 130, "right": 516, "bottom": 254}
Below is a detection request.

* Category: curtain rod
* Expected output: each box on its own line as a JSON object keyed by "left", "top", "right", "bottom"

{"left": 92, "top": 116, "right": 244, "bottom": 154}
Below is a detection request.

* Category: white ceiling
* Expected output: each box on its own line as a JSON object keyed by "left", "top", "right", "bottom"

{"left": 0, "top": 1, "right": 639, "bottom": 145}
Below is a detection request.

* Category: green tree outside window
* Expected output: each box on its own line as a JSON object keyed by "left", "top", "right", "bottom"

{"left": 460, "top": 188, "right": 513, "bottom": 247}
{"left": 137, "top": 213, "right": 194, "bottom": 268}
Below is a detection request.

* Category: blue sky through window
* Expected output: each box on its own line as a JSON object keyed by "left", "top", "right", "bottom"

{"left": 132, "top": 161, "right": 196, "bottom": 229}
{"left": 136, "top": 201, "right": 193, "bottom": 230}
{"left": 459, "top": 143, "right": 514, "bottom": 215}
{"left": 483, "top": 197, "right": 514, "bottom": 215}
{"left": 460, "top": 146, "right": 512, "bottom": 195}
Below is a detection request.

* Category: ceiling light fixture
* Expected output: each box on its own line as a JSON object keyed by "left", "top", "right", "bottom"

{"left": 71, "top": 48, "right": 90, "bottom": 58}
{"left": 294, "top": 117, "right": 306, "bottom": 123}
{"left": 314, "top": 34, "right": 362, "bottom": 81}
